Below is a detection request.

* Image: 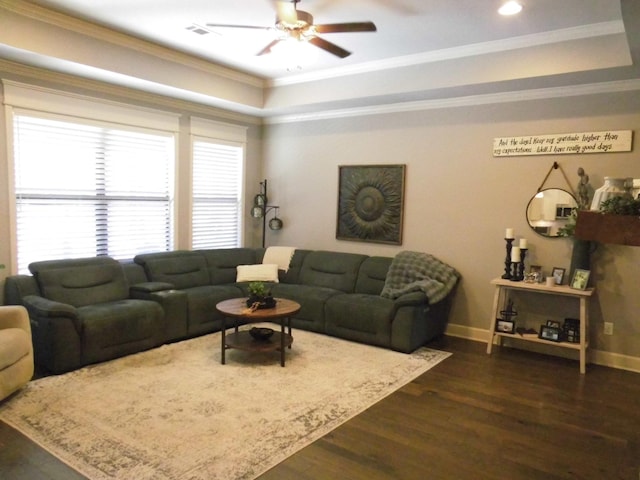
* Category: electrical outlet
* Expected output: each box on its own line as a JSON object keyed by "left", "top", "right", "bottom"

{"left": 604, "top": 322, "right": 614, "bottom": 335}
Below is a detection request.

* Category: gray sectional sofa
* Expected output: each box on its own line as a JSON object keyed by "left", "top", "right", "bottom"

{"left": 4, "top": 248, "right": 459, "bottom": 374}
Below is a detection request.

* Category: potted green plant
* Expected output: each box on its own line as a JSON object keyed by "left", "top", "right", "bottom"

{"left": 246, "top": 281, "right": 276, "bottom": 309}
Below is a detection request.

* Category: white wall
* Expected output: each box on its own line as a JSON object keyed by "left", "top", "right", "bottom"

{"left": 263, "top": 90, "right": 640, "bottom": 362}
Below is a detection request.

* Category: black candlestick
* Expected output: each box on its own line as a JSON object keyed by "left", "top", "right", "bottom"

{"left": 501, "top": 238, "right": 514, "bottom": 279}
{"left": 518, "top": 248, "right": 528, "bottom": 281}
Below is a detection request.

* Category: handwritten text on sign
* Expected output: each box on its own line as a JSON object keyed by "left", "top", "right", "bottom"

{"left": 493, "top": 130, "right": 632, "bottom": 157}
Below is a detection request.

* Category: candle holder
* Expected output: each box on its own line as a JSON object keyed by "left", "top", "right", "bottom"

{"left": 501, "top": 238, "right": 514, "bottom": 279}
{"left": 518, "top": 248, "right": 528, "bottom": 281}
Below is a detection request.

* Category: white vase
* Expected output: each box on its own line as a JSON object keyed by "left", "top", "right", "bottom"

{"left": 590, "top": 177, "right": 632, "bottom": 210}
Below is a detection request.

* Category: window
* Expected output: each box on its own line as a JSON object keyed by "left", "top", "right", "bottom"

{"left": 191, "top": 139, "right": 243, "bottom": 249}
{"left": 12, "top": 113, "right": 175, "bottom": 273}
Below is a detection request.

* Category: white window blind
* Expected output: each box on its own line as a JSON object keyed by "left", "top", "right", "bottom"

{"left": 192, "top": 140, "right": 243, "bottom": 249}
{"left": 13, "top": 114, "right": 175, "bottom": 273}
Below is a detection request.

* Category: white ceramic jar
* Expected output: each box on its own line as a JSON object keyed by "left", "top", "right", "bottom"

{"left": 590, "top": 177, "right": 632, "bottom": 210}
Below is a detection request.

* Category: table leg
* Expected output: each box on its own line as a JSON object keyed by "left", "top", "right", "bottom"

{"left": 487, "top": 286, "right": 502, "bottom": 354}
{"left": 280, "top": 318, "right": 286, "bottom": 367}
{"left": 579, "top": 297, "right": 588, "bottom": 374}
{"left": 287, "top": 316, "right": 292, "bottom": 349}
{"left": 221, "top": 316, "right": 226, "bottom": 365}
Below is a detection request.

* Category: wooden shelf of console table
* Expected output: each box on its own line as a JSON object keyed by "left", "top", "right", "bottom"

{"left": 486, "top": 278, "right": 595, "bottom": 374}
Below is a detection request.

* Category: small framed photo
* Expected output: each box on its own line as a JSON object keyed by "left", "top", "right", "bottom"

{"left": 546, "top": 320, "right": 561, "bottom": 329}
{"left": 496, "top": 319, "right": 515, "bottom": 334}
{"left": 571, "top": 269, "right": 590, "bottom": 290}
{"left": 563, "top": 318, "right": 580, "bottom": 343}
{"left": 539, "top": 325, "right": 562, "bottom": 342}
{"left": 551, "top": 267, "right": 565, "bottom": 285}
{"left": 524, "top": 265, "right": 543, "bottom": 284}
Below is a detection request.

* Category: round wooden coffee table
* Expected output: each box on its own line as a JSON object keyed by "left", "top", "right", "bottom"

{"left": 215, "top": 297, "right": 301, "bottom": 367}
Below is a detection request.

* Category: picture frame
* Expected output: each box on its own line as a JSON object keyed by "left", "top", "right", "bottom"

{"left": 336, "top": 164, "right": 406, "bottom": 244}
{"left": 571, "top": 268, "right": 590, "bottom": 290}
{"left": 496, "top": 319, "right": 515, "bottom": 334}
{"left": 563, "top": 318, "right": 580, "bottom": 343}
{"left": 551, "top": 267, "right": 565, "bottom": 285}
{"left": 539, "top": 325, "right": 562, "bottom": 342}
{"left": 524, "top": 265, "right": 543, "bottom": 284}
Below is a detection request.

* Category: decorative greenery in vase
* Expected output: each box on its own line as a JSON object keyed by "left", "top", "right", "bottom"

{"left": 598, "top": 196, "right": 640, "bottom": 216}
{"left": 246, "top": 281, "right": 275, "bottom": 309}
{"left": 248, "top": 281, "right": 268, "bottom": 299}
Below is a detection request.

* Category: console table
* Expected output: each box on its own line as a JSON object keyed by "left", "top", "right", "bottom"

{"left": 486, "top": 278, "right": 595, "bottom": 374}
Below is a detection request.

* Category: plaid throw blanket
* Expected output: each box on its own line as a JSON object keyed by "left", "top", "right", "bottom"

{"left": 381, "top": 251, "right": 460, "bottom": 304}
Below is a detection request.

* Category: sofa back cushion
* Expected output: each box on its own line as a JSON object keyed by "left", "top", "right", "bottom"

{"left": 279, "top": 249, "right": 311, "bottom": 284}
{"left": 134, "top": 251, "right": 210, "bottom": 289}
{"left": 355, "top": 256, "right": 392, "bottom": 295}
{"left": 299, "top": 251, "right": 367, "bottom": 293}
{"left": 29, "top": 257, "right": 128, "bottom": 307}
{"left": 199, "top": 248, "right": 261, "bottom": 284}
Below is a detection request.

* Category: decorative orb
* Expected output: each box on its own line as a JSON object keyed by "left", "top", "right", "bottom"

{"left": 269, "top": 217, "right": 283, "bottom": 230}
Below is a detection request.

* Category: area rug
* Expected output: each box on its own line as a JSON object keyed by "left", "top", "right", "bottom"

{"left": 0, "top": 324, "right": 450, "bottom": 480}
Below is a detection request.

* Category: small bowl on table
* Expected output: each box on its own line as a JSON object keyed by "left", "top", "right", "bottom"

{"left": 249, "top": 327, "right": 274, "bottom": 341}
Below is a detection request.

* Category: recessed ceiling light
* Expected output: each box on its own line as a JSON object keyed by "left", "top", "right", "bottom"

{"left": 498, "top": 1, "right": 523, "bottom": 16}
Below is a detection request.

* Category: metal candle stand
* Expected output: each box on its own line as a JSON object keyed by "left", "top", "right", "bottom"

{"left": 501, "top": 238, "right": 514, "bottom": 279}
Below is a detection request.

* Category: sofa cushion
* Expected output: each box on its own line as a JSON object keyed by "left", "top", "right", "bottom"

{"left": 34, "top": 261, "right": 129, "bottom": 307}
{"left": 199, "top": 248, "right": 260, "bottom": 284}
{"left": 279, "top": 249, "right": 311, "bottom": 284}
{"left": 79, "top": 299, "right": 164, "bottom": 364}
{"left": 236, "top": 264, "right": 279, "bottom": 283}
{"left": 355, "top": 256, "right": 392, "bottom": 295}
{"left": 325, "top": 293, "right": 395, "bottom": 348}
{"left": 298, "top": 251, "right": 367, "bottom": 293}
{"left": 269, "top": 283, "right": 341, "bottom": 333}
{"left": 135, "top": 251, "right": 210, "bottom": 289}
{"left": 181, "top": 284, "right": 244, "bottom": 335}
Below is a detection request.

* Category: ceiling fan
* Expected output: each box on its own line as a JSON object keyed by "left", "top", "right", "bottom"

{"left": 206, "top": 0, "right": 377, "bottom": 58}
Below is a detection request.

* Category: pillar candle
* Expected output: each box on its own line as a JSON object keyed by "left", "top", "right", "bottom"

{"left": 519, "top": 238, "right": 527, "bottom": 249}
{"left": 511, "top": 246, "right": 521, "bottom": 262}
{"left": 505, "top": 228, "right": 514, "bottom": 239}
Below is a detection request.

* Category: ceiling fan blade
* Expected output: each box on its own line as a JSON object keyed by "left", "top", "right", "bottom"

{"left": 275, "top": 0, "right": 298, "bottom": 24}
{"left": 257, "top": 39, "right": 282, "bottom": 56}
{"left": 206, "top": 23, "right": 271, "bottom": 30}
{"left": 308, "top": 36, "right": 351, "bottom": 58}
{"left": 314, "top": 22, "right": 377, "bottom": 34}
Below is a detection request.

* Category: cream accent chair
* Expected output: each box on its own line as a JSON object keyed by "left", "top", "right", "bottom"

{"left": 0, "top": 305, "right": 34, "bottom": 401}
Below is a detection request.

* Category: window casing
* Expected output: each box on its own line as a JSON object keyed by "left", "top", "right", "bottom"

{"left": 191, "top": 139, "right": 243, "bottom": 249}
{"left": 12, "top": 113, "right": 175, "bottom": 273}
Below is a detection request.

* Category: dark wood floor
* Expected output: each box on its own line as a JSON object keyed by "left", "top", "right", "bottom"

{"left": 1, "top": 336, "right": 639, "bottom": 480}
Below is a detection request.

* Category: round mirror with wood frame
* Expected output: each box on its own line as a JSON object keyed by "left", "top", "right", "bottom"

{"left": 526, "top": 188, "right": 578, "bottom": 237}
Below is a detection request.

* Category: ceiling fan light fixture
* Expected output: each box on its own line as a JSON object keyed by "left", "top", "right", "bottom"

{"left": 498, "top": 1, "right": 523, "bottom": 16}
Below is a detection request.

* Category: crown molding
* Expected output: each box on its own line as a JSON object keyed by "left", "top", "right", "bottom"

{"left": 268, "top": 21, "right": 626, "bottom": 88}
{"left": 264, "top": 78, "right": 640, "bottom": 124}
{"left": 0, "top": 58, "right": 262, "bottom": 125}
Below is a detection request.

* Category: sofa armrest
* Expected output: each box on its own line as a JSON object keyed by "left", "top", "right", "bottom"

{"left": 130, "top": 281, "right": 175, "bottom": 295}
{"left": 392, "top": 291, "right": 429, "bottom": 308}
{"left": 129, "top": 287, "right": 188, "bottom": 341}
{"left": 22, "top": 295, "right": 83, "bottom": 374}
{"left": 23, "top": 294, "right": 79, "bottom": 319}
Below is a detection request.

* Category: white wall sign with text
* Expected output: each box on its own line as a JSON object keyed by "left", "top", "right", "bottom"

{"left": 493, "top": 130, "right": 633, "bottom": 157}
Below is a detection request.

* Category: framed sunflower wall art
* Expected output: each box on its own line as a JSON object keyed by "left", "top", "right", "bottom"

{"left": 336, "top": 164, "right": 406, "bottom": 244}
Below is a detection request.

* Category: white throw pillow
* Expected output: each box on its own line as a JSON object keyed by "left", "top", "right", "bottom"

{"left": 236, "top": 264, "right": 279, "bottom": 283}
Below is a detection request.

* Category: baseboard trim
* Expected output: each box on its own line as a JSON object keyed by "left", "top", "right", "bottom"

{"left": 445, "top": 323, "right": 640, "bottom": 374}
